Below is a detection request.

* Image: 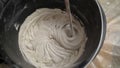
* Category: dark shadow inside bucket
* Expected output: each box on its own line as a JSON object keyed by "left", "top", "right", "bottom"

{"left": 0, "top": 0, "right": 105, "bottom": 68}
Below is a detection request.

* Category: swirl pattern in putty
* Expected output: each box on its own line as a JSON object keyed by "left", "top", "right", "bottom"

{"left": 19, "top": 8, "right": 87, "bottom": 68}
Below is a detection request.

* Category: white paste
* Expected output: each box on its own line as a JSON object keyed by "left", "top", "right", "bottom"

{"left": 18, "top": 8, "right": 87, "bottom": 68}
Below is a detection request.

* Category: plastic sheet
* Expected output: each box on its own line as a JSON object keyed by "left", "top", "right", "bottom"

{"left": 88, "top": 0, "right": 120, "bottom": 68}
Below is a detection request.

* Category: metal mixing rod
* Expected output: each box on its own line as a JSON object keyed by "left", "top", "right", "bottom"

{"left": 65, "top": 0, "right": 73, "bottom": 37}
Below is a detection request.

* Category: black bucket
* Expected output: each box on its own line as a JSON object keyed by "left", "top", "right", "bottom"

{"left": 0, "top": 0, "right": 106, "bottom": 68}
